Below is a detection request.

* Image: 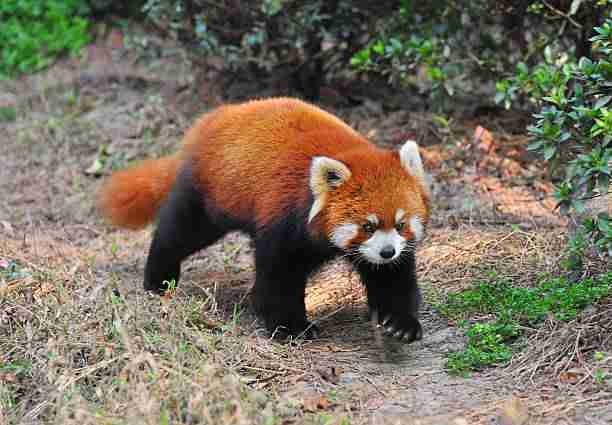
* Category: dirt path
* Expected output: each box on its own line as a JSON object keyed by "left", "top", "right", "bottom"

{"left": 1, "top": 37, "right": 610, "bottom": 425}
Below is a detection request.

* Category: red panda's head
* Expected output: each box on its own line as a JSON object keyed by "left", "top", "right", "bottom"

{"left": 309, "top": 140, "right": 430, "bottom": 265}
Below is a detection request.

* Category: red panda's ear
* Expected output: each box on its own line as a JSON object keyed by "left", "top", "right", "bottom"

{"left": 400, "top": 140, "right": 431, "bottom": 198}
{"left": 399, "top": 140, "right": 424, "bottom": 178}
{"left": 308, "top": 156, "right": 351, "bottom": 223}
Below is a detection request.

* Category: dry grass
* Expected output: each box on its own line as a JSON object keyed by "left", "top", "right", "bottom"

{"left": 508, "top": 297, "right": 612, "bottom": 389}
{"left": 418, "top": 225, "right": 566, "bottom": 292}
{"left": 0, "top": 234, "right": 344, "bottom": 425}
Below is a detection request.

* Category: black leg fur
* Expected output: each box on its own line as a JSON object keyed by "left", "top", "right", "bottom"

{"left": 252, "top": 252, "right": 314, "bottom": 339}
{"left": 252, "top": 213, "right": 335, "bottom": 340}
{"left": 356, "top": 252, "right": 423, "bottom": 343}
{"left": 143, "top": 164, "right": 226, "bottom": 294}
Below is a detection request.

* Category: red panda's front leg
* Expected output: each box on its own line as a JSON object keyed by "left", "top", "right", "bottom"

{"left": 356, "top": 252, "right": 423, "bottom": 342}
{"left": 252, "top": 260, "right": 316, "bottom": 340}
{"left": 251, "top": 219, "right": 334, "bottom": 340}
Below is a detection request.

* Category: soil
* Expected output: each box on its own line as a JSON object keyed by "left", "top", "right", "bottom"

{"left": 1, "top": 25, "right": 610, "bottom": 425}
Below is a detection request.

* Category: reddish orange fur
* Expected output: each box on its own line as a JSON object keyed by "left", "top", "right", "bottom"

{"left": 97, "top": 154, "right": 182, "bottom": 229}
{"left": 321, "top": 148, "right": 430, "bottom": 243}
{"left": 97, "top": 97, "right": 429, "bottom": 235}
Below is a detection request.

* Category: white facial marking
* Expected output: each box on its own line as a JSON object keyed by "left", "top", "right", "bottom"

{"left": 330, "top": 223, "right": 359, "bottom": 249}
{"left": 395, "top": 209, "right": 406, "bottom": 224}
{"left": 308, "top": 198, "right": 325, "bottom": 223}
{"left": 366, "top": 214, "right": 379, "bottom": 225}
{"left": 410, "top": 215, "right": 424, "bottom": 242}
{"left": 359, "top": 229, "right": 406, "bottom": 265}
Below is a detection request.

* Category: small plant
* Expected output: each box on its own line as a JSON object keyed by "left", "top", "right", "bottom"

{"left": 592, "top": 351, "right": 610, "bottom": 385}
{"left": 594, "top": 369, "right": 607, "bottom": 384}
{"left": 0, "top": 0, "right": 91, "bottom": 78}
{"left": 440, "top": 273, "right": 612, "bottom": 374}
{"left": 109, "top": 241, "right": 120, "bottom": 258}
{"left": 447, "top": 322, "right": 516, "bottom": 375}
{"left": 163, "top": 278, "right": 178, "bottom": 293}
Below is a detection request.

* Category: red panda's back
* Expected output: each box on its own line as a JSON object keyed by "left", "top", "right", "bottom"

{"left": 184, "top": 97, "right": 373, "bottom": 227}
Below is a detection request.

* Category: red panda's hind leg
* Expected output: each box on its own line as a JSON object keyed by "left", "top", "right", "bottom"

{"left": 143, "top": 164, "right": 227, "bottom": 294}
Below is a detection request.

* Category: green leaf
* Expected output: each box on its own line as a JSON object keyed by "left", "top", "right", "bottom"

{"left": 372, "top": 40, "right": 385, "bottom": 55}
{"left": 261, "top": 0, "right": 282, "bottom": 16}
{"left": 444, "top": 81, "right": 455, "bottom": 96}
{"left": 543, "top": 145, "right": 557, "bottom": 161}
{"left": 389, "top": 38, "right": 402, "bottom": 53}
{"left": 559, "top": 132, "right": 571, "bottom": 142}
{"left": 579, "top": 57, "right": 594, "bottom": 71}
{"left": 528, "top": 140, "right": 545, "bottom": 151}
{"left": 350, "top": 49, "right": 370, "bottom": 67}
{"left": 598, "top": 216, "right": 610, "bottom": 233}
{"left": 527, "top": 125, "right": 543, "bottom": 136}
{"left": 595, "top": 95, "right": 612, "bottom": 109}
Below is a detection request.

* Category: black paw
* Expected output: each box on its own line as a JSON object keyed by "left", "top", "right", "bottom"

{"left": 268, "top": 321, "right": 320, "bottom": 341}
{"left": 376, "top": 312, "right": 422, "bottom": 343}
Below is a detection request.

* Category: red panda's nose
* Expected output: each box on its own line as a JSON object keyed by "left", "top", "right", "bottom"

{"left": 380, "top": 245, "right": 396, "bottom": 259}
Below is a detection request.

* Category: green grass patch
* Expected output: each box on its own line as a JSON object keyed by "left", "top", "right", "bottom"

{"left": 439, "top": 272, "right": 612, "bottom": 375}
{"left": 0, "top": 0, "right": 91, "bottom": 78}
{"left": 0, "top": 359, "right": 33, "bottom": 376}
{"left": 0, "top": 106, "right": 17, "bottom": 122}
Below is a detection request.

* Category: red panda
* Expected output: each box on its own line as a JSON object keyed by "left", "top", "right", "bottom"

{"left": 98, "top": 97, "right": 431, "bottom": 342}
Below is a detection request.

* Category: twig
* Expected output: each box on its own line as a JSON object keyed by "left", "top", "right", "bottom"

{"left": 541, "top": 0, "right": 582, "bottom": 29}
{"left": 58, "top": 353, "right": 131, "bottom": 392}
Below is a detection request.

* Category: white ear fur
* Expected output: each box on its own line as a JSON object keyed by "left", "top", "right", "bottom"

{"left": 399, "top": 140, "right": 424, "bottom": 178}
{"left": 308, "top": 156, "right": 351, "bottom": 223}
{"left": 400, "top": 140, "right": 432, "bottom": 198}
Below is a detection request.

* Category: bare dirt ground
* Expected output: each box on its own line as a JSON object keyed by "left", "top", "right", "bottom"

{"left": 1, "top": 27, "right": 611, "bottom": 425}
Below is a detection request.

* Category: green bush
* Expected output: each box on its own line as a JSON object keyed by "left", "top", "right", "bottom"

{"left": 497, "top": 17, "right": 612, "bottom": 256}
{"left": 139, "top": 1, "right": 610, "bottom": 106}
{"left": 351, "top": 1, "right": 610, "bottom": 111}
{"left": 142, "top": 0, "right": 388, "bottom": 100}
{"left": 0, "top": 0, "right": 91, "bottom": 79}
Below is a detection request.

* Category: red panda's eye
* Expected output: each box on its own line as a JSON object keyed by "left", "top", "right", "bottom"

{"left": 363, "top": 222, "right": 376, "bottom": 233}
{"left": 326, "top": 171, "right": 341, "bottom": 185}
{"left": 395, "top": 222, "right": 405, "bottom": 231}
